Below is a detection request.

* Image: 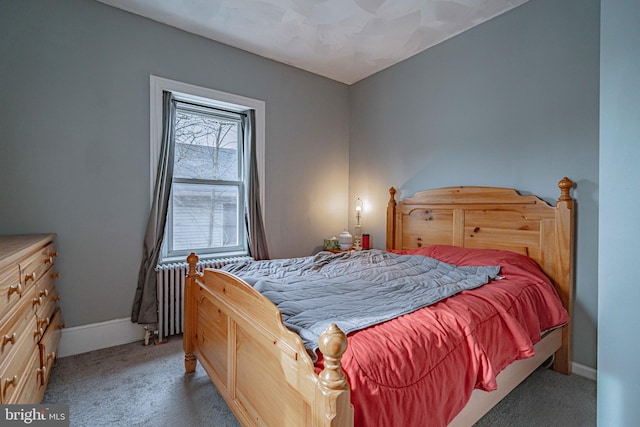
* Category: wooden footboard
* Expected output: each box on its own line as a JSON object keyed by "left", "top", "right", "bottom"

{"left": 183, "top": 253, "right": 354, "bottom": 427}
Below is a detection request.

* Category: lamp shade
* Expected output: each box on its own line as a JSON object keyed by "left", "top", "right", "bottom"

{"left": 355, "top": 198, "right": 363, "bottom": 213}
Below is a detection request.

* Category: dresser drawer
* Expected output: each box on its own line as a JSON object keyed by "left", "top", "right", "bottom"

{"left": 0, "top": 286, "right": 39, "bottom": 364}
{"left": 19, "top": 242, "right": 57, "bottom": 290}
{"left": 36, "top": 268, "right": 59, "bottom": 302}
{"left": 39, "top": 309, "right": 62, "bottom": 387}
{"left": 0, "top": 263, "right": 23, "bottom": 323}
{"left": 35, "top": 269, "right": 59, "bottom": 324}
{"left": 10, "top": 346, "right": 44, "bottom": 404}
{"left": 0, "top": 319, "right": 36, "bottom": 403}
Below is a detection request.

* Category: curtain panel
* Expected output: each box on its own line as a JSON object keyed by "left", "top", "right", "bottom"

{"left": 243, "top": 110, "right": 270, "bottom": 260}
{"left": 131, "top": 91, "right": 175, "bottom": 324}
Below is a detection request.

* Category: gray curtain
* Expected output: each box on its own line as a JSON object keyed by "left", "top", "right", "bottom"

{"left": 243, "top": 110, "right": 270, "bottom": 260}
{"left": 132, "top": 91, "right": 175, "bottom": 324}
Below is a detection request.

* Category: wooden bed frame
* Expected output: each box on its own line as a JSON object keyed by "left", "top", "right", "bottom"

{"left": 184, "top": 177, "right": 575, "bottom": 427}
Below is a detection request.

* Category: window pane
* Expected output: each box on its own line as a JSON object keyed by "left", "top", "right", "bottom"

{"left": 171, "top": 183, "right": 240, "bottom": 251}
{"left": 173, "top": 109, "right": 240, "bottom": 181}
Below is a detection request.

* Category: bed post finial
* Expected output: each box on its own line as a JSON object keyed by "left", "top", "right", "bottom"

{"left": 187, "top": 252, "right": 199, "bottom": 277}
{"left": 557, "top": 177, "right": 574, "bottom": 203}
{"left": 318, "top": 324, "right": 348, "bottom": 391}
{"left": 389, "top": 187, "right": 397, "bottom": 203}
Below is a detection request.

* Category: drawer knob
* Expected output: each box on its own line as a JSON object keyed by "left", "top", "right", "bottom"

{"left": 53, "top": 295, "right": 62, "bottom": 302}
{"left": 46, "top": 351, "right": 56, "bottom": 363}
{"left": 33, "top": 328, "right": 44, "bottom": 339}
{"left": 8, "top": 283, "right": 22, "bottom": 297}
{"left": 48, "top": 251, "right": 59, "bottom": 259}
{"left": 50, "top": 272, "right": 60, "bottom": 279}
{"left": 37, "top": 366, "right": 47, "bottom": 384}
{"left": 39, "top": 318, "right": 50, "bottom": 329}
{"left": 4, "top": 375, "right": 18, "bottom": 390}
{"left": 2, "top": 333, "right": 16, "bottom": 346}
{"left": 38, "top": 289, "right": 49, "bottom": 298}
{"left": 32, "top": 296, "right": 42, "bottom": 307}
{"left": 25, "top": 272, "right": 37, "bottom": 283}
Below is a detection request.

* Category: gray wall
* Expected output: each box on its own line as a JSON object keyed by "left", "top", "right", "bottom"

{"left": 599, "top": 0, "right": 640, "bottom": 424}
{"left": 0, "top": 0, "right": 350, "bottom": 327}
{"left": 1, "top": 0, "right": 600, "bottom": 371}
{"left": 349, "top": 0, "right": 599, "bottom": 369}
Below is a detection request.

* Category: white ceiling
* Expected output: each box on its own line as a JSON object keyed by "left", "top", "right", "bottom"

{"left": 97, "top": 0, "right": 529, "bottom": 84}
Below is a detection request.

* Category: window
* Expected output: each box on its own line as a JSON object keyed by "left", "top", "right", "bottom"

{"left": 150, "top": 76, "right": 265, "bottom": 261}
{"left": 169, "top": 102, "right": 245, "bottom": 257}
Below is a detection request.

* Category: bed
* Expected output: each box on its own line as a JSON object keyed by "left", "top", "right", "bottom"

{"left": 183, "top": 177, "right": 575, "bottom": 427}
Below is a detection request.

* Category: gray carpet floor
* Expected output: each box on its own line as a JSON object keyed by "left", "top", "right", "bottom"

{"left": 43, "top": 336, "right": 595, "bottom": 427}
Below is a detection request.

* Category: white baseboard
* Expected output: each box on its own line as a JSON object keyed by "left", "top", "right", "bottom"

{"left": 572, "top": 361, "right": 597, "bottom": 381}
{"left": 58, "top": 317, "right": 146, "bottom": 358}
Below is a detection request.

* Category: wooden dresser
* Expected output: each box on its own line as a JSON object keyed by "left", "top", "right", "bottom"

{"left": 0, "top": 234, "right": 63, "bottom": 403}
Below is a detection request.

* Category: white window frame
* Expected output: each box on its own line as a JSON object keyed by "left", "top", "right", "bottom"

{"left": 149, "top": 75, "right": 265, "bottom": 261}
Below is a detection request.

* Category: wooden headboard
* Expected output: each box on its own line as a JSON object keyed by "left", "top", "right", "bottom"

{"left": 386, "top": 177, "right": 575, "bottom": 373}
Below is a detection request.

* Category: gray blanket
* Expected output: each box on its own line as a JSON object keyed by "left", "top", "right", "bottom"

{"left": 223, "top": 249, "right": 501, "bottom": 359}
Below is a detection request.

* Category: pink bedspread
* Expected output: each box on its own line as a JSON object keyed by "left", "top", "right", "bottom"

{"left": 315, "top": 245, "right": 569, "bottom": 427}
